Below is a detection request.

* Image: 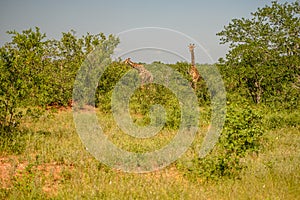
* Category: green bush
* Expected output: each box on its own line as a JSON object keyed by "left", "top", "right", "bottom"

{"left": 178, "top": 102, "right": 264, "bottom": 180}
{"left": 0, "top": 27, "right": 119, "bottom": 134}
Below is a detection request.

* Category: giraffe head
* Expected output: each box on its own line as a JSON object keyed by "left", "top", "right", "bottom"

{"left": 188, "top": 43, "right": 196, "bottom": 52}
{"left": 124, "top": 58, "right": 131, "bottom": 65}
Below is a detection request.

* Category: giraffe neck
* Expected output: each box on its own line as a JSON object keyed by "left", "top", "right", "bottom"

{"left": 192, "top": 55, "right": 195, "bottom": 66}
{"left": 127, "top": 60, "right": 144, "bottom": 72}
{"left": 190, "top": 49, "right": 195, "bottom": 66}
{"left": 124, "top": 58, "right": 153, "bottom": 87}
{"left": 189, "top": 44, "right": 196, "bottom": 66}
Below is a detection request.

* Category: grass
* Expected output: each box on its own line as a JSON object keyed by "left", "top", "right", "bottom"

{"left": 0, "top": 108, "right": 299, "bottom": 199}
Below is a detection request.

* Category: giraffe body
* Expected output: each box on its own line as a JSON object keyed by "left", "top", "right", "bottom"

{"left": 124, "top": 58, "right": 153, "bottom": 88}
{"left": 190, "top": 65, "right": 200, "bottom": 83}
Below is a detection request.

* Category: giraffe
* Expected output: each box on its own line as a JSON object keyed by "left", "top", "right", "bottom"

{"left": 124, "top": 58, "right": 153, "bottom": 89}
{"left": 188, "top": 44, "right": 201, "bottom": 89}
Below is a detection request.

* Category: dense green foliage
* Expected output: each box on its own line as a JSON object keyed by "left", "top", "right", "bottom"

{"left": 177, "top": 102, "right": 264, "bottom": 180}
{"left": 96, "top": 61, "right": 209, "bottom": 129}
{"left": 0, "top": 27, "right": 119, "bottom": 133}
{"left": 217, "top": 1, "right": 300, "bottom": 107}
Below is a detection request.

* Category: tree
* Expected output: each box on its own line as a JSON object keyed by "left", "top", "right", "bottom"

{"left": 48, "top": 31, "right": 113, "bottom": 106}
{"left": 217, "top": 1, "right": 300, "bottom": 106}
{"left": 0, "top": 27, "right": 50, "bottom": 132}
{"left": 0, "top": 27, "right": 119, "bottom": 134}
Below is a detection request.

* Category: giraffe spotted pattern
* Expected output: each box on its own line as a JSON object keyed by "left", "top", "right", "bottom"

{"left": 124, "top": 58, "right": 153, "bottom": 88}
{"left": 188, "top": 44, "right": 201, "bottom": 89}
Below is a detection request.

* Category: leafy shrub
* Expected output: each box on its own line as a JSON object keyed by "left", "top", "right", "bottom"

{"left": 178, "top": 101, "right": 264, "bottom": 180}
{"left": 0, "top": 27, "right": 118, "bottom": 134}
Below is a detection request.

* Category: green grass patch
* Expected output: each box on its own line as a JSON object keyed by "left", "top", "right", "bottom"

{"left": 0, "top": 108, "right": 299, "bottom": 199}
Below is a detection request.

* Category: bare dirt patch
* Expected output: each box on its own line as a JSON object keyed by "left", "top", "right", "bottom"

{"left": 0, "top": 155, "right": 73, "bottom": 196}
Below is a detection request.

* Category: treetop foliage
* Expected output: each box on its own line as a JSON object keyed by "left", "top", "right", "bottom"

{"left": 217, "top": 1, "right": 299, "bottom": 106}
{"left": 0, "top": 27, "right": 119, "bottom": 133}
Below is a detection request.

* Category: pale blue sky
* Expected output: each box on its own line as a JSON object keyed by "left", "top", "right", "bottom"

{"left": 0, "top": 0, "right": 295, "bottom": 63}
